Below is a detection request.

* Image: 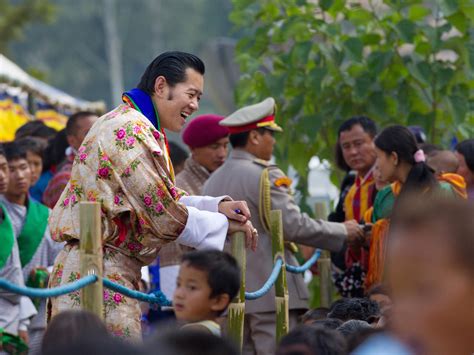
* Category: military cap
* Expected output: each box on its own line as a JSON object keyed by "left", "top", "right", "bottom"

{"left": 220, "top": 97, "right": 283, "bottom": 134}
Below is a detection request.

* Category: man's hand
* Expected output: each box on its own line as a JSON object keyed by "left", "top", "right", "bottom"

{"left": 343, "top": 220, "right": 365, "bottom": 244}
{"left": 18, "top": 330, "right": 29, "bottom": 345}
{"left": 228, "top": 220, "right": 258, "bottom": 251}
{"left": 218, "top": 200, "right": 251, "bottom": 223}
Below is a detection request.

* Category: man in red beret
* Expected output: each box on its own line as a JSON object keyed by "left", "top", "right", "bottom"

{"left": 158, "top": 114, "right": 230, "bottom": 300}
{"left": 176, "top": 114, "right": 230, "bottom": 195}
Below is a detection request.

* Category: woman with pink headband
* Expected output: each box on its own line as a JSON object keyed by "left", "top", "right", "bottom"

{"left": 363, "top": 125, "right": 462, "bottom": 288}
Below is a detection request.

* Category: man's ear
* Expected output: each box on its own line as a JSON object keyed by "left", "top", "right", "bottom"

{"left": 210, "top": 293, "right": 230, "bottom": 313}
{"left": 154, "top": 76, "right": 168, "bottom": 98}
{"left": 248, "top": 130, "right": 260, "bottom": 146}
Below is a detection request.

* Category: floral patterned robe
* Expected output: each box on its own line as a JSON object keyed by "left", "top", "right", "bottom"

{"left": 48, "top": 104, "right": 203, "bottom": 339}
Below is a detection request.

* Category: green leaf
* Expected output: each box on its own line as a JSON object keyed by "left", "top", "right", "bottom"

{"left": 408, "top": 4, "right": 431, "bottom": 21}
{"left": 344, "top": 37, "right": 363, "bottom": 62}
{"left": 396, "top": 19, "right": 416, "bottom": 42}
{"left": 407, "top": 60, "right": 432, "bottom": 86}
{"left": 367, "top": 51, "right": 393, "bottom": 76}
{"left": 448, "top": 94, "right": 468, "bottom": 124}
{"left": 439, "top": 0, "right": 459, "bottom": 17}
{"left": 320, "top": 0, "right": 333, "bottom": 11}
{"left": 361, "top": 33, "right": 382, "bottom": 45}
{"left": 447, "top": 11, "right": 468, "bottom": 32}
{"left": 354, "top": 75, "right": 372, "bottom": 101}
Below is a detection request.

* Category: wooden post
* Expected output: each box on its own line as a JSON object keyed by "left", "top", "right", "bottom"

{"left": 270, "top": 209, "right": 289, "bottom": 342}
{"left": 79, "top": 202, "right": 103, "bottom": 319}
{"left": 314, "top": 202, "right": 332, "bottom": 308}
{"left": 227, "top": 231, "right": 246, "bottom": 351}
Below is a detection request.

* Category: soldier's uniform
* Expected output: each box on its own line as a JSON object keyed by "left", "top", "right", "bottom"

{"left": 203, "top": 98, "right": 347, "bottom": 355}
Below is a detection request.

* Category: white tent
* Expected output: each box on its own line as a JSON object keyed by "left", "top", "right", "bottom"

{"left": 0, "top": 53, "right": 105, "bottom": 112}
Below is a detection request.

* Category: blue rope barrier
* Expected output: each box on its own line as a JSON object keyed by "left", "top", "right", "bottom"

{"left": 245, "top": 258, "right": 283, "bottom": 300}
{"left": 102, "top": 278, "right": 172, "bottom": 306}
{"left": 286, "top": 249, "right": 321, "bottom": 273}
{"left": 0, "top": 275, "right": 97, "bottom": 298}
{"left": 0, "top": 249, "right": 323, "bottom": 304}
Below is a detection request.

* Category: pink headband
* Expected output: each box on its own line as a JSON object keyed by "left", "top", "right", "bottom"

{"left": 414, "top": 149, "right": 425, "bottom": 163}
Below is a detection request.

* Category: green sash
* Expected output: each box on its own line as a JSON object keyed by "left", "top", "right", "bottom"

{"left": 17, "top": 200, "right": 49, "bottom": 267}
{"left": 0, "top": 204, "right": 14, "bottom": 269}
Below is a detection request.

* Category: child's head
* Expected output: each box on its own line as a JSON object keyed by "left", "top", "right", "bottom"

{"left": 276, "top": 325, "right": 347, "bottom": 355}
{"left": 366, "top": 284, "right": 392, "bottom": 313}
{"left": 426, "top": 150, "right": 459, "bottom": 175}
{"left": 328, "top": 298, "right": 380, "bottom": 324}
{"left": 388, "top": 197, "right": 474, "bottom": 355}
{"left": 173, "top": 250, "right": 240, "bottom": 322}
{"left": 15, "top": 137, "right": 46, "bottom": 186}
{"left": 3, "top": 142, "right": 32, "bottom": 198}
{"left": 300, "top": 307, "right": 329, "bottom": 325}
{"left": 0, "top": 144, "right": 8, "bottom": 194}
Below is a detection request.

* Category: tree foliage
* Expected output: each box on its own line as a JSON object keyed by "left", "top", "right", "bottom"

{"left": 0, "top": 0, "right": 55, "bottom": 53}
{"left": 230, "top": 0, "right": 474, "bottom": 181}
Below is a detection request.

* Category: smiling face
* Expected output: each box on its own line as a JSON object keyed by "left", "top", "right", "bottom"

{"left": 374, "top": 147, "right": 398, "bottom": 184}
{"left": 153, "top": 68, "right": 203, "bottom": 133}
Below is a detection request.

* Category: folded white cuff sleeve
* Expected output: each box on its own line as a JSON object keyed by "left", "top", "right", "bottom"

{"left": 177, "top": 206, "right": 228, "bottom": 251}
{"left": 179, "top": 195, "right": 231, "bottom": 213}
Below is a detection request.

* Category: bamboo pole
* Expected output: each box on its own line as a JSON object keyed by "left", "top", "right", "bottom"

{"left": 314, "top": 202, "right": 332, "bottom": 308}
{"left": 79, "top": 202, "right": 103, "bottom": 319}
{"left": 270, "top": 209, "right": 289, "bottom": 342}
{"left": 227, "top": 231, "right": 246, "bottom": 351}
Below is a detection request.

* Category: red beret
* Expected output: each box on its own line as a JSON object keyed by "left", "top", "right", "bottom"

{"left": 182, "top": 114, "right": 230, "bottom": 148}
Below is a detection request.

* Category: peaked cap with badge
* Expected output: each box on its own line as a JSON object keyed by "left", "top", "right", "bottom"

{"left": 219, "top": 97, "right": 283, "bottom": 134}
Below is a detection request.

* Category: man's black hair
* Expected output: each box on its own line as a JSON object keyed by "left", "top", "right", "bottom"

{"left": 335, "top": 116, "right": 377, "bottom": 172}
{"left": 456, "top": 139, "right": 474, "bottom": 172}
{"left": 42, "top": 129, "right": 69, "bottom": 172}
{"left": 3, "top": 141, "right": 28, "bottom": 162}
{"left": 276, "top": 325, "right": 347, "bottom": 355}
{"left": 328, "top": 298, "right": 380, "bottom": 323}
{"left": 229, "top": 128, "right": 268, "bottom": 148}
{"left": 66, "top": 111, "right": 96, "bottom": 136}
{"left": 15, "top": 137, "right": 46, "bottom": 160}
{"left": 337, "top": 319, "right": 372, "bottom": 338}
{"left": 0, "top": 144, "right": 5, "bottom": 157}
{"left": 137, "top": 51, "right": 205, "bottom": 94}
{"left": 181, "top": 250, "right": 240, "bottom": 300}
{"left": 300, "top": 307, "right": 329, "bottom": 323}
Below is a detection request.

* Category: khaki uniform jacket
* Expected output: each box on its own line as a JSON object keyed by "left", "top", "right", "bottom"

{"left": 203, "top": 149, "right": 347, "bottom": 314}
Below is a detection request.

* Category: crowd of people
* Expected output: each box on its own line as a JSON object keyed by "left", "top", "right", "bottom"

{"left": 0, "top": 51, "right": 473, "bottom": 355}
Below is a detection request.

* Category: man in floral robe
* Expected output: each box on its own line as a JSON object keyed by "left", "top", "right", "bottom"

{"left": 48, "top": 51, "right": 257, "bottom": 339}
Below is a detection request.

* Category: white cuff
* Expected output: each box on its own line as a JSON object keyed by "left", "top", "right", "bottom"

{"left": 177, "top": 206, "right": 228, "bottom": 250}
{"left": 179, "top": 195, "right": 231, "bottom": 213}
{"left": 19, "top": 296, "right": 37, "bottom": 322}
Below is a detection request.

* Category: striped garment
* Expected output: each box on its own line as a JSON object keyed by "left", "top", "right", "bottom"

{"left": 343, "top": 170, "right": 376, "bottom": 222}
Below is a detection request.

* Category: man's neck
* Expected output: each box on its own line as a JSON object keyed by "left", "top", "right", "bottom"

{"left": 357, "top": 166, "right": 373, "bottom": 179}
{"left": 4, "top": 193, "right": 27, "bottom": 207}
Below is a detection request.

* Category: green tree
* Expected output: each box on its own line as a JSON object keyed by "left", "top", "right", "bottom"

{"left": 0, "top": 0, "right": 55, "bottom": 54}
{"left": 230, "top": 0, "right": 474, "bottom": 183}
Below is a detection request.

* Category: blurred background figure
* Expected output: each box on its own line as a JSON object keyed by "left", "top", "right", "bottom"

{"left": 387, "top": 197, "right": 474, "bottom": 355}
{"left": 455, "top": 139, "right": 474, "bottom": 200}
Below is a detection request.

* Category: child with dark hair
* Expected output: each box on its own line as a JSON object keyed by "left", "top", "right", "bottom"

{"left": 276, "top": 325, "right": 347, "bottom": 355}
{"left": 300, "top": 307, "right": 329, "bottom": 325}
{"left": 328, "top": 298, "right": 380, "bottom": 324}
{"left": 15, "top": 137, "right": 47, "bottom": 201}
{"left": 0, "top": 142, "right": 63, "bottom": 354}
{"left": 311, "top": 318, "right": 344, "bottom": 330}
{"left": 172, "top": 250, "right": 240, "bottom": 335}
